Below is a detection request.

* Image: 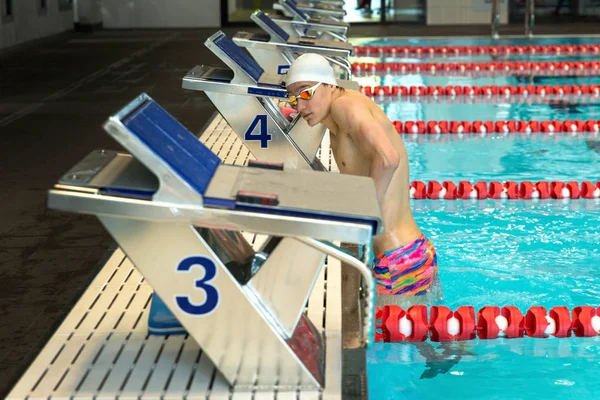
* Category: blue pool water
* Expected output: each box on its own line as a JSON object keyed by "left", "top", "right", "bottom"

{"left": 368, "top": 202, "right": 600, "bottom": 400}
{"left": 355, "top": 72, "right": 600, "bottom": 89}
{"left": 356, "top": 36, "right": 600, "bottom": 399}
{"left": 377, "top": 97, "right": 600, "bottom": 122}
{"left": 405, "top": 133, "right": 600, "bottom": 182}
{"left": 350, "top": 36, "right": 600, "bottom": 65}
{"left": 351, "top": 36, "right": 600, "bottom": 48}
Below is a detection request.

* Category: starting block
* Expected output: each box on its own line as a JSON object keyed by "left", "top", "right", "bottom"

{"left": 232, "top": 10, "right": 353, "bottom": 80}
{"left": 182, "top": 31, "right": 357, "bottom": 172}
{"left": 275, "top": 0, "right": 347, "bottom": 20}
{"left": 38, "top": 93, "right": 382, "bottom": 393}
{"left": 269, "top": 0, "right": 349, "bottom": 42}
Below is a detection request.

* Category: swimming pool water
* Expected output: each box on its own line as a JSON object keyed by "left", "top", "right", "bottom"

{"left": 352, "top": 36, "right": 600, "bottom": 49}
{"left": 369, "top": 336, "right": 600, "bottom": 400}
{"left": 368, "top": 202, "right": 600, "bottom": 400}
{"left": 351, "top": 36, "right": 600, "bottom": 71}
{"left": 355, "top": 73, "right": 600, "bottom": 90}
{"left": 377, "top": 98, "right": 600, "bottom": 123}
{"left": 355, "top": 36, "right": 600, "bottom": 399}
{"left": 355, "top": 75, "right": 600, "bottom": 126}
{"left": 405, "top": 133, "right": 600, "bottom": 182}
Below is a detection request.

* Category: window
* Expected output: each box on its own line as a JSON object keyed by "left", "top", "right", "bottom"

{"left": 2, "top": 0, "right": 13, "bottom": 23}
{"left": 58, "top": 0, "right": 72, "bottom": 11}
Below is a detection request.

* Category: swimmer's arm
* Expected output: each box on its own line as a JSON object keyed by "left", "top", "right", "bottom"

{"left": 331, "top": 99, "right": 400, "bottom": 202}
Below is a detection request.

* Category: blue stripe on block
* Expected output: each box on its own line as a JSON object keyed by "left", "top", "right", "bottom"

{"left": 257, "top": 11, "right": 290, "bottom": 41}
{"left": 214, "top": 34, "right": 265, "bottom": 82}
{"left": 286, "top": 0, "right": 310, "bottom": 20}
{"left": 123, "top": 100, "right": 221, "bottom": 196}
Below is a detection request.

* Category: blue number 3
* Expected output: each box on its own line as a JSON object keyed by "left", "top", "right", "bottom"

{"left": 175, "top": 256, "right": 219, "bottom": 316}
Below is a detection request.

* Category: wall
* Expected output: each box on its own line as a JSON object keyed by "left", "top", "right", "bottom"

{"left": 229, "top": 0, "right": 238, "bottom": 14}
{"left": 75, "top": 0, "right": 103, "bottom": 26}
{"left": 427, "top": 0, "right": 508, "bottom": 25}
{"left": 101, "top": 0, "right": 221, "bottom": 29}
{"left": 579, "top": 0, "right": 600, "bottom": 16}
{"left": 0, "top": 0, "right": 73, "bottom": 51}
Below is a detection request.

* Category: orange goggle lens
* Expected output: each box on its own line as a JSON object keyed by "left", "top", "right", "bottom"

{"left": 289, "top": 90, "right": 314, "bottom": 105}
{"left": 288, "top": 83, "right": 321, "bottom": 106}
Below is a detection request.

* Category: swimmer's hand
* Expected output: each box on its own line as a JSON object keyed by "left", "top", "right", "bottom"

{"left": 279, "top": 106, "right": 298, "bottom": 121}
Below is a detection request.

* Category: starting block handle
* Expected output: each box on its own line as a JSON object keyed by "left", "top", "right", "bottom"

{"left": 323, "top": 55, "right": 351, "bottom": 80}
{"left": 295, "top": 237, "right": 375, "bottom": 347}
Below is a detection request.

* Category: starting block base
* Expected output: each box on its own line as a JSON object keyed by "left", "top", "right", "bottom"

{"left": 7, "top": 113, "right": 345, "bottom": 400}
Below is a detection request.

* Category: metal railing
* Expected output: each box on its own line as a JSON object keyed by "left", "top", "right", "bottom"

{"left": 492, "top": 0, "right": 535, "bottom": 39}
{"left": 525, "top": 0, "right": 535, "bottom": 37}
{"left": 491, "top": 0, "right": 501, "bottom": 39}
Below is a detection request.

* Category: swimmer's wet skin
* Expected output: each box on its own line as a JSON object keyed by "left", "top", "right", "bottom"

{"left": 284, "top": 53, "right": 442, "bottom": 308}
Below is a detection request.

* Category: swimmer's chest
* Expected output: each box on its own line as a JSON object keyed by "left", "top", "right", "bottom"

{"left": 329, "top": 129, "right": 368, "bottom": 175}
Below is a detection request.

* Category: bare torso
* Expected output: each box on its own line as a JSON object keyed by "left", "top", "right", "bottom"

{"left": 324, "top": 89, "right": 423, "bottom": 255}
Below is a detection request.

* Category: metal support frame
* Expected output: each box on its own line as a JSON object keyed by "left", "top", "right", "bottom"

{"left": 299, "top": 0, "right": 345, "bottom": 6}
{"left": 273, "top": 0, "right": 350, "bottom": 42}
{"left": 273, "top": 18, "right": 349, "bottom": 42}
{"left": 275, "top": 0, "right": 347, "bottom": 21}
{"left": 7, "top": 113, "right": 364, "bottom": 399}
{"left": 38, "top": 93, "right": 382, "bottom": 394}
{"left": 181, "top": 31, "right": 358, "bottom": 173}
{"left": 232, "top": 33, "right": 353, "bottom": 80}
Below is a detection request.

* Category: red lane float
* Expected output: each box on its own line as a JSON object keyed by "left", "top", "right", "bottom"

{"left": 409, "top": 181, "right": 600, "bottom": 200}
{"left": 352, "top": 61, "right": 600, "bottom": 76}
{"left": 375, "top": 305, "right": 600, "bottom": 342}
{"left": 392, "top": 119, "right": 600, "bottom": 134}
{"left": 353, "top": 44, "right": 600, "bottom": 57}
{"left": 360, "top": 84, "right": 600, "bottom": 99}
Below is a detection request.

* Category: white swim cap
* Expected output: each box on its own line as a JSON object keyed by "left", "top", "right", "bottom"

{"left": 285, "top": 53, "right": 337, "bottom": 87}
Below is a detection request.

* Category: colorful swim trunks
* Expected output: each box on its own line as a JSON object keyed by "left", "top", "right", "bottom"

{"left": 373, "top": 234, "right": 438, "bottom": 296}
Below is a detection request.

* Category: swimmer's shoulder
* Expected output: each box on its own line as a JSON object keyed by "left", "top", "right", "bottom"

{"left": 331, "top": 90, "right": 368, "bottom": 116}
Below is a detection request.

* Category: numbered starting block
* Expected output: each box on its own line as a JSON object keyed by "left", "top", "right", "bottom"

{"left": 275, "top": 0, "right": 347, "bottom": 21}
{"left": 270, "top": 0, "right": 349, "bottom": 42}
{"left": 182, "top": 31, "right": 357, "bottom": 172}
{"left": 232, "top": 10, "right": 353, "bottom": 80}
{"left": 37, "top": 93, "right": 382, "bottom": 394}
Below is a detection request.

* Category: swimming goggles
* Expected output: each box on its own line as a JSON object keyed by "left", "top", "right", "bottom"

{"left": 288, "top": 82, "right": 323, "bottom": 107}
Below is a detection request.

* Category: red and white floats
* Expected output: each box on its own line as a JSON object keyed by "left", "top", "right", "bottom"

{"left": 375, "top": 305, "right": 600, "bottom": 342}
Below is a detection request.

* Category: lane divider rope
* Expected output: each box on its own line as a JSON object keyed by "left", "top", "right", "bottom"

{"left": 409, "top": 180, "right": 600, "bottom": 200}
{"left": 375, "top": 305, "right": 600, "bottom": 342}
{"left": 353, "top": 44, "right": 600, "bottom": 57}
{"left": 352, "top": 60, "right": 600, "bottom": 75}
{"left": 360, "top": 84, "right": 600, "bottom": 98}
{"left": 392, "top": 120, "right": 600, "bottom": 135}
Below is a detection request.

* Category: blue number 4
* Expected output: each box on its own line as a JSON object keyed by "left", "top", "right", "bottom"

{"left": 175, "top": 256, "right": 219, "bottom": 316}
{"left": 245, "top": 115, "right": 272, "bottom": 148}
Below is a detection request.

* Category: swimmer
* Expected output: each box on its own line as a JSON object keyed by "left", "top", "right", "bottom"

{"left": 285, "top": 53, "right": 442, "bottom": 307}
